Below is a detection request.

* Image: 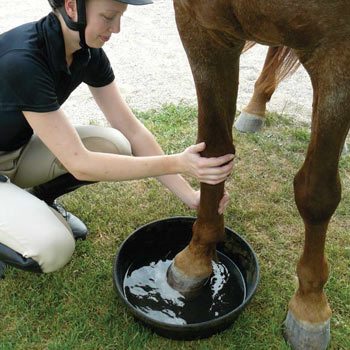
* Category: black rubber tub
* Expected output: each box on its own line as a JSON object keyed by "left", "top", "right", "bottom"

{"left": 113, "top": 216, "right": 259, "bottom": 340}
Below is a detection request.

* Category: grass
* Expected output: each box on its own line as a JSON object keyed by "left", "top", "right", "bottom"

{"left": 1, "top": 103, "right": 349, "bottom": 350}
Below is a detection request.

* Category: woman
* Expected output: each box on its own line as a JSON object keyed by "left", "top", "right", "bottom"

{"left": 0, "top": 0, "right": 234, "bottom": 276}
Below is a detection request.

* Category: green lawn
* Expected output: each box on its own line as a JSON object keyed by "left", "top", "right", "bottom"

{"left": 1, "top": 104, "right": 349, "bottom": 350}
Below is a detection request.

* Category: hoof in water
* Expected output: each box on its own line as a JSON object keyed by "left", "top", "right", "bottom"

{"left": 283, "top": 311, "right": 330, "bottom": 350}
{"left": 234, "top": 111, "right": 265, "bottom": 133}
{"left": 167, "top": 262, "right": 209, "bottom": 299}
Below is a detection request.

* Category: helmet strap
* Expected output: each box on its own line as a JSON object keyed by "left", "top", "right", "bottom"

{"left": 58, "top": 0, "right": 88, "bottom": 49}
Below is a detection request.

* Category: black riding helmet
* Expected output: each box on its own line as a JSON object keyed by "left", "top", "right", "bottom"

{"left": 48, "top": 0, "right": 153, "bottom": 48}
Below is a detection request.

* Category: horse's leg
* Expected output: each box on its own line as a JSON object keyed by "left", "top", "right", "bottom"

{"left": 235, "top": 46, "right": 280, "bottom": 132}
{"left": 284, "top": 48, "right": 350, "bottom": 350}
{"left": 168, "top": 0, "right": 244, "bottom": 295}
{"left": 235, "top": 46, "right": 349, "bottom": 156}
{"left": 235, "top": 46, "right": 300, "bottom": 133}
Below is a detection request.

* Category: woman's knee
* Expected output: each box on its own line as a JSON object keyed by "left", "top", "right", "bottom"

{"left": 29, "top": 227, "right": 76, "bottom": 273}
{"left": 0, "top": 227, "right": 75, "bottom": 274}
{"left": 0, "top": 174, "right": 76, "bottom": 274}
{"left": 11, "top": 125, "right": 132, "bottom": 188}
{"left": 76, "top": 125, "right": 132, "bottom": 156}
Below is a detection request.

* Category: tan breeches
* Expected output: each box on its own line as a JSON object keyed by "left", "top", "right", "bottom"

{"left": 0, "top": 126, "right": 131, "bottom": 273}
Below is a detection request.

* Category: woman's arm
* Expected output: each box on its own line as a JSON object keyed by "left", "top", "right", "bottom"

{"left": 23, "top": 108, "right": 234, "bottom": 184}
{"left": 89, "top": 82, "right": 233, "bottom": 210}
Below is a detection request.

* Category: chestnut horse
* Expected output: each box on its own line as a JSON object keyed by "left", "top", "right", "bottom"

{"left": 167, "top": 1, "right": 350, "bottom": 349}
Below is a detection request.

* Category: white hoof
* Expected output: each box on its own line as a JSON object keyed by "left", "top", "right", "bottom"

{"left": 234, "top": 111, "right": 265, "bottom": 133}
{"left": 283, "top": 311, "right": 330, "bottom": 350}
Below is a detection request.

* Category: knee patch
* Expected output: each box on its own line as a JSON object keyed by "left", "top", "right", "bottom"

{"left": 76, "top": 125, "right": 132, "bottom": 156}
{"left": 27, "top": 227, "right": 76, "bottom": 273}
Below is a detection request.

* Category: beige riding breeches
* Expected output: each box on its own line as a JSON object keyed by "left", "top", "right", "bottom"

{"left": 0, "top": 125, "right": 132, "bottom": 273}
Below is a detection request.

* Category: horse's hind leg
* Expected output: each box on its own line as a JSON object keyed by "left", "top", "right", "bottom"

{"left": 168, "top": 0, "right": 244, "bottom": 294}
{"left": 235, "top": 46, "right": 280, "bottom": 132}
{"left": 235, "top": 46, "right": 300, "bottom": 133}
{"left": 284, "top": 47, "right": 350, "bottom": 350}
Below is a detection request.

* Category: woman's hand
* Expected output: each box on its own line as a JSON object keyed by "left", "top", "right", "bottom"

{"left": 218, "top": 189, "right": 230, "bottom": 215}
{"left": 188, "top": 189, "right": 230, "bottom": 215}
{"left": 180, "top": 142, "right": 234, "bottom": 185}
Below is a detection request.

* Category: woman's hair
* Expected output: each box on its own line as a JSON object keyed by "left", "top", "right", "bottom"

{"left": 48, "top": 0, "right": 65, "bottom": 10}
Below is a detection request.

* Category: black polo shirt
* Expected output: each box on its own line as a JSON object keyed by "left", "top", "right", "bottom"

{"left": 0, "top": 12, "right": 115, "bottom": 151}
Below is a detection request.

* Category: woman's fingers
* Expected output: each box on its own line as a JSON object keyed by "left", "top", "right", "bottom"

{"left": 197, "top": 177, "right": 228, "bottom": 185}
{"left": 218, "top": 190, "right": 230, "bottom": 214}
{"left": 187, "top": 143, "right": 235, "bottom": 167}
{"left": 199, "top": 153, "right": 235, "bottom": 168}
{"left": 197, "top": 160, "right": 234, "bottom": 184}
{"left": 182, "top": 143, "right": 235, "bottom": 183}
{"left": 190, "top": 142, "right": 206, "bottom": 153}
{"left": 188, "top": 189, "right": 230, "bottom": 214}
{"left": 198, "top": 159, "right": 234, "bottom": 176}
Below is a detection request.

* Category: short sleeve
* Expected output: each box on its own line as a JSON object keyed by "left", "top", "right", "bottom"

{"left": 0, "top": 50, "right": 60, "bottom": 112}
{"left": 83, "top": 48, "right": 115, "bottom": 87}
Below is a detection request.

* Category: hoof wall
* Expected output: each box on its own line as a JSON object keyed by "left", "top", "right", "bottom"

{"left": 283, "top": 311, "right": 330, "bottom": 350}
{"left": 234, "top": 112, "right": 265, "bottom": 133}
{"left": 167, "top": 262, "right": 208, "bottom": 299}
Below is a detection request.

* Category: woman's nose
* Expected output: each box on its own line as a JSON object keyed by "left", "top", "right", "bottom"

{"left": 109, "top": 17, "right": 121, "bottom": 34}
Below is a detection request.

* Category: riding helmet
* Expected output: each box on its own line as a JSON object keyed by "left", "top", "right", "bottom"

{"left": 48, "top": 0, "right": 153, "bottom": 48}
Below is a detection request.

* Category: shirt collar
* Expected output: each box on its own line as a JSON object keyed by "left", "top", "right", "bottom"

{"left": 41, "top": 12, "right": 91, "bottom": 75}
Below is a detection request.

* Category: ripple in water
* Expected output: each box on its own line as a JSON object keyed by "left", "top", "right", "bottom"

{"left": 123, "top": 252, "right": 246, "bottom": 325}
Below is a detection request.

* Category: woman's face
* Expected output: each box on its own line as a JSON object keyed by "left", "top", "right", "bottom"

{"left": 84, "top": 0, "right": 128, "bottom": 48}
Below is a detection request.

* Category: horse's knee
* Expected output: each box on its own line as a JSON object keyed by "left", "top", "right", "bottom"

{"left": 293, "top": 167, "right": 341, "bottom": 224}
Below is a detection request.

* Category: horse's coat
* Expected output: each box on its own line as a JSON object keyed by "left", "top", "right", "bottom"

{"left": 169, "top": 0, "right": 350, "bottom": 348}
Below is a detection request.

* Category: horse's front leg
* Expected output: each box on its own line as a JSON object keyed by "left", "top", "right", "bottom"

{"left": 168, "top": 0, "right": 244, "bottom": 296}
{"left": 283, "top": 47, "right": 350, "bottom": 350}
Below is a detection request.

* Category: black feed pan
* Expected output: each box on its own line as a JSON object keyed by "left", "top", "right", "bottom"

{"left": 113, "top": 216, "right": 260, "bottom": 340}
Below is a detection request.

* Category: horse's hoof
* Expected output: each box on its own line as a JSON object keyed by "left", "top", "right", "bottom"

{"left": 283, "top": 310, "right": 330, "bottom": 350}
{"left": 234, "top": 111, "right": 265, "bottom": 133}
{"left": 167, "top": 262, "right": 209, "bottom": 299}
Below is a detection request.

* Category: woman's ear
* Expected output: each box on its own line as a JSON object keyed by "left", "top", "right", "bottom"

{"left": 64, "top": 0, "right": 77, "bottom": 20}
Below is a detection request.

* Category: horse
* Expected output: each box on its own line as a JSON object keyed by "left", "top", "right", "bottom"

{"left": 166, "top": 1, "right": 350, "bottom": 349}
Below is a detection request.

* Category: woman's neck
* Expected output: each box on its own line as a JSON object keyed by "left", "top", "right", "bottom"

{"left": 56, "top": 13, "right": 81, "bottom": 67}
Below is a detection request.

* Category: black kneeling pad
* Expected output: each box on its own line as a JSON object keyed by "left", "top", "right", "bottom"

{"left": 0, "top": 261, "right": 5, "bottom": 279}
{"left": 0, "top": 243, "right": 42, "bottom": 273}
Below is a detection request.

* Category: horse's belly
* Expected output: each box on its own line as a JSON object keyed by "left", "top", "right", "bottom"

{"left": 185, "top": 0, "right": 349, "bottom": 49}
